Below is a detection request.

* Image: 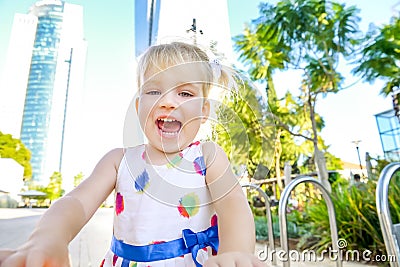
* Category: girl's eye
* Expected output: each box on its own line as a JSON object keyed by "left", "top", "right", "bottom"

{"left": 179, "top": 91, "right": 194, "bottom": 97}
{"left": 146, "top": 90, "right": 161, "bottom": 95}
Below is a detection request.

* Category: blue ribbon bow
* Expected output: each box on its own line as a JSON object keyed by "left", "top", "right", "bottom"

{"left": 182, "top": 225, "right": 219, "bottom": 267}
{"left": 111, "top": 225, "right": 219, "bottom": 266}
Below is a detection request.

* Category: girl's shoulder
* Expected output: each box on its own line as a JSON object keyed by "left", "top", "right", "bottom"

{"left": 200, "top": 140, "right": 216, "bottom": 153}
{"left": 99, "top": 146, "right": 142, "bottom": 174}
{"left": 200, "top": 140, "right": 227, "bottom": 163}
{"left": 200, "top": 140, "right": 222, "bottom": 152}
{"left": 104, "top": 147, "right": 126, "bottom": 170}
{"left": 119, "top": 144, "right": 145, "bottom": 165}
{"left": 122, "top": 144, "right": 145, "bottom": 154}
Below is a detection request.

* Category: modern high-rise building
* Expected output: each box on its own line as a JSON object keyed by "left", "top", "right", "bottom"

{"left": 134, "top": 0, "right": 161, "bottom": 57}
{"left": 1, "top": 0, "right": 87, "bottom": 186}
{"left": 0, "top": 13, "right": 37, "bottom": 139}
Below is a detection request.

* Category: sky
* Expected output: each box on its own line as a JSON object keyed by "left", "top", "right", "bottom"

{"left": 0, "top": 0, "right": 398, "bottom": 176}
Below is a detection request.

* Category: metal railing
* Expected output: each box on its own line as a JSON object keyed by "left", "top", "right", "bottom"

{"left": 242, "top": 183, "right": 277, "bottom": 265}
{"left": 376, "top": 162, "right": 400, "bottom": 267}
{"left": 278, "top": 176, "right": 342, "bottom": 267}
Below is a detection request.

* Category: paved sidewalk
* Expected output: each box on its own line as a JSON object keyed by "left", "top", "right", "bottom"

{"left": 0, "top": 208, "right": 112, "bottom": 266}
{"left": 0, "top": 207, "right": 46, "bottom": 219}
{"left": 1, "top": 208, "right": 379, "bottom": 266}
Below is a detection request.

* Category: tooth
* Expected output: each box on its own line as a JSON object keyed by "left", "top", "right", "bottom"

{"left": 162, "top": 131, "right": 178, "bottom": 135}
{"left": 159, "top": 118, "right": 176, "bottom": 122}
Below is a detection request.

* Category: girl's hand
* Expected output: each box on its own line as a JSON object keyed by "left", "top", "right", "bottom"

{"left": 203, "top": 251, "right": 265, "bottom": 267}
{"left": 0, "top": 249, "right": 13, "bottom": 266}
{"left": 0, "top": 240, "right": 71, "bottom": 267}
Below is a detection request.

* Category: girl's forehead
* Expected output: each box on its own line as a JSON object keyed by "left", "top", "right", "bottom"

{"left": 142, "top": 62, "right": 210, "bottom": 87}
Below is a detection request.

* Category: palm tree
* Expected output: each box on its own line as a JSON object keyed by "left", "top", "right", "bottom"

{"left": 234, "top": 0, "right": 362, "bottom": 191}
{"left": 352, "top": 16, "right": 400, "bottom": 96}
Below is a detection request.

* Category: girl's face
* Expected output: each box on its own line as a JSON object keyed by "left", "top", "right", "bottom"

{"left": 136, "top": 63, "right": 210, "bottom": 154}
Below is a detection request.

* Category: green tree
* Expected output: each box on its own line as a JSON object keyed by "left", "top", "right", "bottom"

{"left": 269, "top": 90, "right": 316, "bottom": 190}
{"left": 352, "top": 16, "right": 400, "bottom": 96}
{"left": 234, "top": 0, "right": 362, "bottom": 190}
{"left": 213, "top": 74, "right": 275, "bottom": 179}
{"left": 45, "top": 171, "right": 63, "bottom": 202}
{"left": 0, "top": 131, "right": 32, "bottom": 180}
{"left": 73, "top": 172, "right": 84, "bottom": 187}
{"left": 271, "top": 89, "right": 343, "bottom": 180}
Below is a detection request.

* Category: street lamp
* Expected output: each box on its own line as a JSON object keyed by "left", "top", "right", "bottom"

{"left": 352, "top": 140, "right": 363, "bottom": 172}
{"left": 186, "top": 18, "right": 203, "bottom": 45}
{"left": 59, "top": 47, "right": 73, "bottom": 174}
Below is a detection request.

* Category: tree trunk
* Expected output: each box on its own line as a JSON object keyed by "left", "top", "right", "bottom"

{"left": 365, "top": 152, "right": 373, "bottom": 179}
{"left": 284, "top": 161, "right": 292, "bottom": 188}
{"left": 308, "top": 95, "right": 331, "bottom": 192}
{"left": 314, "top": 148, "right": 331, "bottom": 192}
{"left": 274, "top": 130, "right": 283, "bottom": 193}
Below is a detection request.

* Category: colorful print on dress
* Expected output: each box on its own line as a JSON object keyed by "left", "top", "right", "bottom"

{"left": 211, "top": 214, "right": 218, "bottom": 255}
{"left": 134, "top": 169, "right": 150, "bottom": 192}
{"left": 178, "top": 193, "right": 200, "bottom": 218}
{"left": 120, "top": 258, "right": 133, "bottom": 267}
{"left": 113, "top": 254, "right": 118, "bottom": 266}
{"left": 115, "top": 192, "right": 124, "bottom": 215}
{"left": 211, "top": 214, "right": 218, "bottom": 226}
{"left": 166, "top": 152, "right": 183, "bottom": 169}
{"left": 189, "top": 141, "right": 200, "bottom": 147}
{"left": 150, "top": 240, "right": 166, "bottom": 244}
{"left": 193, "top": 156, "right": 206, "bottom": 176}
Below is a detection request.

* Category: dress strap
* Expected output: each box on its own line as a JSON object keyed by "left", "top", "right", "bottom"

{"left": 111, "top": 225, "right": 219, "bottom": 266}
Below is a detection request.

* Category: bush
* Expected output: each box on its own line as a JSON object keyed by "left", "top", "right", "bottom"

{"left": 254, "top": 208, "right": 303, "bottom": 242}
{"left": 299, "top": 175, "right": 400, "bottom": 260}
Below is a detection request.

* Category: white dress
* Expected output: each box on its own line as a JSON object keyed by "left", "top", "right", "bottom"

{"left": 101, "top": 141, "right": 217, "bottom": 267}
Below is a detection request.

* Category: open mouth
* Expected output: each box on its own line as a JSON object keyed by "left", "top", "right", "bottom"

{"left": 156, "top": 118, "right": 182, "bottom": 137}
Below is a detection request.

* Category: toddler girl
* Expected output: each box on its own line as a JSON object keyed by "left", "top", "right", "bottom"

{"left": 0, "top": 42, "right": 263, "bottom": 267}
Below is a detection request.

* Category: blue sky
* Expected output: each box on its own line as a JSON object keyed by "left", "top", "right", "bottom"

{"left": 0, "top": 0, "right": 398, "bottom": 174}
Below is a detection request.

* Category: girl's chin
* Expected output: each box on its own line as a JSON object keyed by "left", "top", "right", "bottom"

{"left": 156, "top": 139, "right": 190, "bottom": 153}
{"left": 156, "top": 144, "right": 183, "bottom": 154}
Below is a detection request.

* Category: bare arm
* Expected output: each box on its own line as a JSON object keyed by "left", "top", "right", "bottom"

{"left": 203, "top": 142, "right": 262, "bottom": 266}
{"left": 0, "top": 148, "right": 123, "bottom": 267}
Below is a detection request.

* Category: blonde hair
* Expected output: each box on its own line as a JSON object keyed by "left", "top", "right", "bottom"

{"left": 136, "top": 42, "right": 232, "bottom": 98}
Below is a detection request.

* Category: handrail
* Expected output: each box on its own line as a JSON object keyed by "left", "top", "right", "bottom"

{"left": 376, "top": 162, "right": 400, "bottom": 267}
{"left": 242, "top": 183, "right": 277, "bottom": 265}
{"left": 278, "top": 176, "right": 342, "bottom": 267}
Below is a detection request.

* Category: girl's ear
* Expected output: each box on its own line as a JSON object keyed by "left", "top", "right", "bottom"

{"left": 135, "top": 97, "right": 139, "bottom": 114}
{"left": 201, "top": 99, "right": 210, "bottom": 123}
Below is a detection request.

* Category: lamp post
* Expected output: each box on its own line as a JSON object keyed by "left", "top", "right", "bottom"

{"left": 352, "top": 140, "right": 363, "bottom": 172}
{"left": 186, "top": 18, "right": 203, "bottom": 45}
{"left": 59, "top": 48, "right": 73, "bottom": 173}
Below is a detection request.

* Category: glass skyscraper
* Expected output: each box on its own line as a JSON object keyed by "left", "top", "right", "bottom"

{"left": 134, "top": 0, "right": 161, "bottom": 57}
{"left": 20, "top": 1, "right": 64, "bottom": 183}
{"left": 17, "top": 0, "right": 86, "bottom": 185}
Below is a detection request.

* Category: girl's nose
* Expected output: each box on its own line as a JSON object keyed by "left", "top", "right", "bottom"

{"left": 158, "top": 90, "right": 177, "bottom": 108}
